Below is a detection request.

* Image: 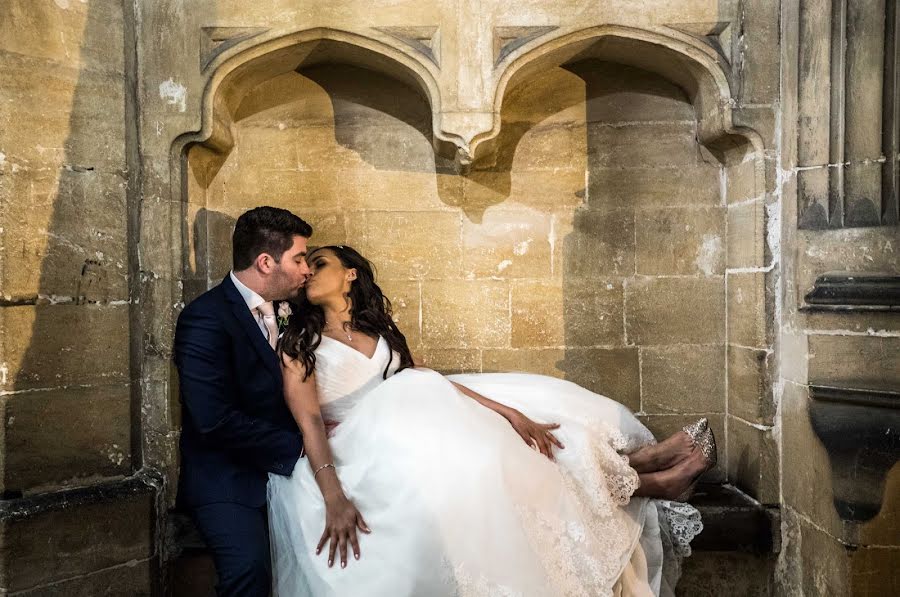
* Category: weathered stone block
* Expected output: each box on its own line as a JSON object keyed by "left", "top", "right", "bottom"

{"left": 2, "top": 384, "right": 131, "bottom": 494}
{"left": 587, "top": 165, "right": 721, "bottom": 209}
{"left": 678, "top": 551, "right": 774, "bottom": 597}
{"left": 557, "top": 347, "right": 640, "bottom": 411}
{"left": 511, "top": 279, "right": 624, "bottom": 348}
{"left": 728, "top": 346, "right": 774, "bottom": 425}
{"left": 500, "top": 66, "right": 587, "bottom": 126}
{"left": 511, "top": 280, "right": 565, "bottom": 348}
{"left": 1, "top": 171, "right": 129, "bottom": 300}
{"left": 808, "top": 335, "right": 900, "bottom": 393}
{"left": 378, "top": 279, "right": 421, "bottom": 350}
{"left": 482, "top": 347, "right": 566, "bottom": 378}
{"left": 780, "top": 381, "right": 845, "bottom": 538}
{"left": 419, "top": 349, "right": 481, "bottom": 374}
{"left": 350, "top": 211, "right": 461, "bottom": 279}
{"left": 561, "top": 279, "right": 625, "bottom": 347}
{"left": 727, "top": 416, "right": 778, "bottom": 505}
{"left": 195, "top": 208, "right": 236, "bottom": 281}
{"left": 588, "top": 122, "right": 704, "bottom": 168}
{"left": 0, "top": 1, "right": 125, "bottom": 73}
{"left": 635, "top": 207, "right": 725, "bottom": 275}
{"left": 13, "top": 557, "right": 153, "bottom": 596}
{"left": 0, "top": 479, "right": 155, "bottom": 592}
{"left": 422, "top": 280, "right": 509, "bottom": 349}
{"left": 506, "top": 169, "right": 586, "bottom": 210}
{"left": 849, "top": 544, "right": 900, "bottom": 595}
{"left": 213, "top": 169, "right": 357, "bottom": 212}
{"left": 725, "top": 159, "right": 761, "bottom": 204}
{"left": 727, "top": 272, "right": 767, "bottom": 348}
{"left": 559, "top": 207, "right": 635, "bottom": 277}
{"left": 341, "top": 170, "right": 445, "bottom": 211}
{"left": 0, "top": 304, "right": 129, "bottom": 392}
{"left": 500, "top": 122, "right": 587, "bottom": 171}
{"left": 738, "top": 0, "right": 781, "bottom": 104}
{"left": 640, "top": 345, "right": 725, "bottom": 414}
{"left": 638, "top": 414, "right": 725, "bottom": 481}
{"left": 462, "top": 208, "right": 552, "bottom": 279}
{"left": 0, "top": 57, "right": 125, "bottom": 172}
{"left": 726, "top": 199, "right": 765, "bottom": 269}
{"left": 778, "top": 507, "right": 850, "bottom": 596}
{"left": 625, "top": 277, "right": 725, "bottom": 345}
{"left": 732, "top": 106, "right": 777, "bottom": 156}
{"left": 300, "top": 209, "right": 347, "bottom": 247}
{"left": 576, "top": 61, "right": 695, "bottom": 124}
{"left": 331, "top": 122, "right": 437, "bottom": 174}
{"left": 795, "top": 227, "right": 900, "bottom": 299}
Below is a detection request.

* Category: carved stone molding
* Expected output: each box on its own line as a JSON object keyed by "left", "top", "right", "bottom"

{"left": 803, "top": 272, "right": 900, "bottom": 311}
{"left": 374, "top": 26, "right": 441, "bottom": 67}
{"left": 809, "top": 384, "right": 900, "bottom": 522}
{"left": 665, "top": 21, "right": 733, "bottom": 66}
{"left": 200, "top": 27, "right": 269, "bottom": 71}
{"left": 796, "top": 0, "right": 900, "bottom": 229}
{"left": 492, "top": 26, "right": 558, "bottom": 66}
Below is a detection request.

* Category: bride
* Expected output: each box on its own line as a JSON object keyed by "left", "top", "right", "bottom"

{"left": 268, "top": 245, "right": 715, "bottom": 597}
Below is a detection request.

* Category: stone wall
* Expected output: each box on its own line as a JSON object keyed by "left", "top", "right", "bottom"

{"left": 0, "top": 0, "right": 157, "bottom": 594}
{"left": 776, "top": 1, "right": 900, "bottom": 593}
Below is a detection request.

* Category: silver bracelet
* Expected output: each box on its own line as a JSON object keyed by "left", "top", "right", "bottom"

{"left": 313, "top": 463, "right": 335, "bottom": 478}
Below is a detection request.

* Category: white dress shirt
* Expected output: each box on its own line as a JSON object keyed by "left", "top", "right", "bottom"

{"left": 230, "top": 271, "right": 269, "bottom": 340}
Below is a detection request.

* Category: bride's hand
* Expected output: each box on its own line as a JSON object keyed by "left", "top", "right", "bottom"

{"left": 316, "top": 495, "right": 371, "bottom": 568}
{"left": 505, "top": 410, "right": 565, "bottom": 460}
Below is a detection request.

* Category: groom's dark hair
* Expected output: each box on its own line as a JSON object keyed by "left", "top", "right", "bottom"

{"left": 232, "top": 206, "right": 313, "bottom": 270}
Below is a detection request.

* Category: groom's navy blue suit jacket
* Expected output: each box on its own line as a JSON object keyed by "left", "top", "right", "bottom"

{"left": 174, "top": 275, "right": 303, "bottom": 508}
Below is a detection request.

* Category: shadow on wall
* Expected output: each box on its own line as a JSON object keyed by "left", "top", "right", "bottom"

{"left": 4, "top": 0, "right": 133, "bottom": 498}
{"left": 183, "top": 208, "right": 236, "bottom": 305}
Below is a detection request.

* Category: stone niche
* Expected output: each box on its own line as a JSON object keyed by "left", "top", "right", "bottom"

{"left": 180, "top": 32, "right": 769, "bottom": 494}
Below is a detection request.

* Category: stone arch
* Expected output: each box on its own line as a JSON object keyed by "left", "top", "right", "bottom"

{"left": 461, "top": 25, "right": 764, "bottom": 167}
{"left": 172, "top": 27, "right": 443, "bottom": 186}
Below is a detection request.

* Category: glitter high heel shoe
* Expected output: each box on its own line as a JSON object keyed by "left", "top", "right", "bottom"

{"left": 682, "top": 417, "right": 708, "bottom": 443}
{"left": 675, "top": 421, "right": 718, "bottom": 501}
{"left": 682, "top": 418, "right": 717, "bottom": 469}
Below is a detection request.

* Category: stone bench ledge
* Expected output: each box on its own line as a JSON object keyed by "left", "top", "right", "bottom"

{"left": 689, "top": 483, "right": 781, "bottom": 554}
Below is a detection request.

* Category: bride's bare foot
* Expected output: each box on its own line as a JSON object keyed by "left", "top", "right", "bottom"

{"left": 627, "top": 429, "right": 696, "bottom": 474}
{"left": 633, "top": 447, "right": 710, "bottom": 500}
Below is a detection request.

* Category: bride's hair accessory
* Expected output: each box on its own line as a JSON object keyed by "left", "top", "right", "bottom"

{"left": 313, "top": 463, "right": 335, "bottom": 478}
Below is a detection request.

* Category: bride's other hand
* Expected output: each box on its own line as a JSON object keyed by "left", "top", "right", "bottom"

{"left": 317, "top": 495, "right": 371, "bottom": 568}
{"left": 448, "top": 381, "right": 565, "bottom": 460}
{"left": 505, "top": 410, "right": 565, "bottom": 461}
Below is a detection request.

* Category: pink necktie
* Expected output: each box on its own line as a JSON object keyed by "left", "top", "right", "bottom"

{"left": 256, "top": 301, "right": 279, "bottom": 350}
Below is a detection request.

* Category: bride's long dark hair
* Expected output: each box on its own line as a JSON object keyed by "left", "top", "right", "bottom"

{"left": 279, "top": 245, "right": 415, "bottom": 380}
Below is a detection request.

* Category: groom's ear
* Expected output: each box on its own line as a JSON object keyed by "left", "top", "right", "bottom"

{"left": 256, "top": 252, "right": 276, "bottom": 274}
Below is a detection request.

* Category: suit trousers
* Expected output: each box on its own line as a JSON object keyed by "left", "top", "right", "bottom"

{"left": 193, "top": 502, "right": 272, "bottom": 597}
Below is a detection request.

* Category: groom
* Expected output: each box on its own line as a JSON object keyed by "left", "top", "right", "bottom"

{"left": 174, "top": 206, "right": 312, "bottom": 596}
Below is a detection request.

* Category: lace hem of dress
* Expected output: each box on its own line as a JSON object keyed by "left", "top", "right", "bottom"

{"left": 656, "top": 499, "right": 704, "bottom": 592}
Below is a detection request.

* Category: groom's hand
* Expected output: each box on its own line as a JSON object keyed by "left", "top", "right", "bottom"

{"left": 505, "top": 410, "right": 565, "bottom": 461}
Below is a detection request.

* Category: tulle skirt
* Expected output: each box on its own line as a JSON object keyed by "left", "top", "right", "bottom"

{"left": 268, "top": 369, "right": 698, "bottom": 596}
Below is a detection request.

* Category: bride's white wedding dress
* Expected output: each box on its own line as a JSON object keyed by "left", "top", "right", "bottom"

{"left": 268, "top": 336, "right": 702, "bottom": 596}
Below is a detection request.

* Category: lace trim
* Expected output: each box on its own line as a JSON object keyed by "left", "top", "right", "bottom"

{"left": 656, "top": 499, "right": 702, "bottom": 557}
{"left": 656, "top": 499, "right": 704, "bottom": 590}
{"left": 443, "top": 562, "right": 523, "bottom": 597}
{"left": 560, "top": 420, "right": 644, "bottom": 516}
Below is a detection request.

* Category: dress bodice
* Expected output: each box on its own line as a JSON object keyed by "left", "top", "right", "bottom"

{"left": 314, "top": 335, "right": 399, "bottom": 423}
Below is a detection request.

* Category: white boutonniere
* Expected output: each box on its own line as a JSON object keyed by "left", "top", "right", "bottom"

{"left": 277, "top": 301, "right": 292, "bottom": 330}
